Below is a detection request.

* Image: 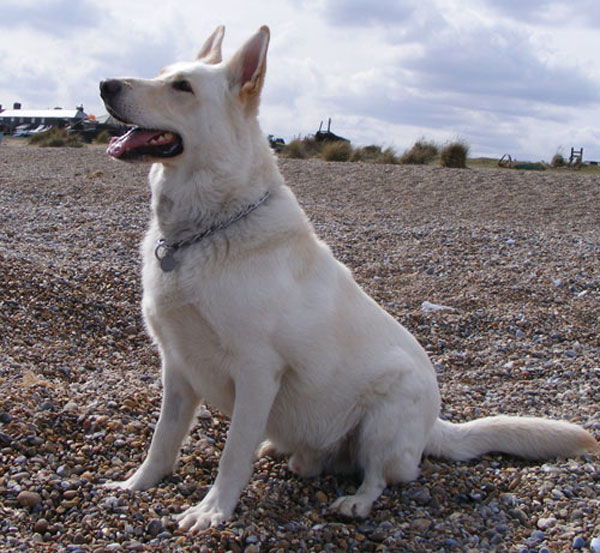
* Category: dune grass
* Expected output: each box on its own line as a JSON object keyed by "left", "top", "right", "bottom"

{"left": 27, "top": 128, "right": 84, "bottom": 148}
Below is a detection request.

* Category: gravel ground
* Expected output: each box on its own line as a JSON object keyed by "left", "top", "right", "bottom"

{"left": 1, "top": 141, "right": 599, "bottom": 552}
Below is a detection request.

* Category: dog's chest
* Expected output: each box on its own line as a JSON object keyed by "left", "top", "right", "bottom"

{"left": 141, "top": 248, "right": 242, "bottom": 410}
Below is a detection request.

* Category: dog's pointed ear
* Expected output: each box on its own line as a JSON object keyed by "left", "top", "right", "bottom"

{"left": 226, "top": 26, "right": 270, "bottom": 110}
{"left": 197, "top": 25, "right": 225, "bottom": 64}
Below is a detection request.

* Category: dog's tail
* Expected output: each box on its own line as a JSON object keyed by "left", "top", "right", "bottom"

{"left": 424, "top": 415, "right": 600, "bottom": 461}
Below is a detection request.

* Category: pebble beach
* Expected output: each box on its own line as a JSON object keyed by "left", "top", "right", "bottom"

{"left": 1, "top": 141, "right": 599, "bottom": 552}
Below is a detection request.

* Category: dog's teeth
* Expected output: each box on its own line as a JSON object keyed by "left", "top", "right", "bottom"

{"left": 148, "top": 133, "right": 174, "bottom": 145}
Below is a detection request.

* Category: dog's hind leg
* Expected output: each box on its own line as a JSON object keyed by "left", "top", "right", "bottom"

{"left": 329, "top": 370, "right": 438, "bottom": 518}
{"left": 106, "top": 360, "right": 199, "bottom": 491}
{"left": 329, "top": 457, "right": 387, "bottom": 518}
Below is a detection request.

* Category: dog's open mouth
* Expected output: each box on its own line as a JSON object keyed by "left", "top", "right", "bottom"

{"left": 107, "top": 127, "right": 183, "bottom": 161}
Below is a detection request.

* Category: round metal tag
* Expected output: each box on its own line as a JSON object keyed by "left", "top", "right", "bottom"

{"left": 160, "top": 253, "right": 177, "bottom": 272}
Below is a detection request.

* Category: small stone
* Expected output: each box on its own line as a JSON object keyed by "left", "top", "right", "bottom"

{"left": 34, "top": 518, "right": 49, "bottom": 533}
{"left": 314, "top": 491, "right": 328, "bottom": 504}
{"left": 537, "top": 517, "right": 556, "bottom": 530}
{"left": 197, "top": 406, "right": 212, "bottom": 419}
{"left": 500, "top": 493, "right": 517, "bottom": 506}
{"left": 17, "top": 490, "right": 42, "bottom": 507}
{"left": 370, "top": 527, "right": 387, "bottom": 542}
{"left": 411, "top": 518, "right": 431, "bottom": 532}
{"left": 244, "top": 546, "right": 259, "bottom": 553}
{"left": 509, "top": 507, "right": 529, "bottom": 525}
{"left": 573, "top": 536, "right": 586, "bottom": 549}
{"left": 146, "top": 518, "right": 164, "bottom": 537}
{"left": 530, "top": 530, "right": 545, "bottom": 542}
{"left": 590, "top": 537, "right": 600, "bottom": 553}
{"left": 73, "top": 532, "right": 87, "bottom": 544}
{"left": 411, "top": 487, "right": 431, "bottom": 505}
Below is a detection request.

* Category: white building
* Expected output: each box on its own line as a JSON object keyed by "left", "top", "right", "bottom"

{"left": 0, "top": 105, "right": 87, "bottom": 134}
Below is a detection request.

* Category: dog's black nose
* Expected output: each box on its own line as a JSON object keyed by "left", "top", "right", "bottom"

{"left": 100, "top": 79, "right": 122, "bottom": 99}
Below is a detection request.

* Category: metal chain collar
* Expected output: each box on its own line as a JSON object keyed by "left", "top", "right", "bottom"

{"left": 154, "top": 191, "right": 271, "bottom": 272}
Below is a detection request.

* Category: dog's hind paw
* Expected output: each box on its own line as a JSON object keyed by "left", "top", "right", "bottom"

{"left": 257, "top": 439, "right": 286, "bottom": 459}
{"left": 257, "top": 439, "right": 277, "bottom": 458}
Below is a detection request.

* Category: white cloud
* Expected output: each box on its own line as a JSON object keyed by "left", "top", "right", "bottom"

{"left": 320, "top": 0, "right": 418, "bottom": 27}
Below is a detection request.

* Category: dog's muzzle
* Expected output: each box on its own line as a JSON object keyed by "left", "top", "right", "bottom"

{"left": 98, "top": 79, "right": 184, "bottom": 162}
{"left": 100, "top": 79, "right": 123, "bottom": 102}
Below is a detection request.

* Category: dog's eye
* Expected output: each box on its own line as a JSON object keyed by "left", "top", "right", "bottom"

{"left": 172, "top": 80, "right": 194, "bottom": 93}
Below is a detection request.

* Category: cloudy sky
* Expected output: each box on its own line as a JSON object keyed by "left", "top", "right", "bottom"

{"left": 1, "top": 0, "right": 599, "bottom": 161}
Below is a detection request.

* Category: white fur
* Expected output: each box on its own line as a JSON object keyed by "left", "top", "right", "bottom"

{"left": 102, "top": 25, "right": 599, "bottom": 531}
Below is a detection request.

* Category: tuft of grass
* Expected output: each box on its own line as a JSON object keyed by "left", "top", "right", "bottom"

{"left": 281, "top": 137, "right": 401, "bottom": 165}
{"left": 351, "top": 145, "right": 381, "bottom": 162}
{"left": 400, "top": 139, "right": 438, "bottom": 165}
{"left": 281, "top": 138, "right": 309, "bottom": 159}
{"left": 551, "top": 152, "right": 566, "bottom": 168}
{"left": 95, "top": 130, "right": 112, "bottom": 144}
{"left": 440, "top": 140, "right": 469, "bottom": 168}
{"left": 302, "top": 136, "right": 326, "bottom": 158}
{"left": 321, "top": 140, "right": 352, "bottom": 162}
{"left": 28, "top": 127, "right": 84, "bottom": 148}
{"left": 350, "top": 144, "right": 399, "bottom": 164}
{"left": 281, "top": 136, "right": 324, "bottom": 159}
{"left": 380, "top": 147, "right": 400, "bottom": 165}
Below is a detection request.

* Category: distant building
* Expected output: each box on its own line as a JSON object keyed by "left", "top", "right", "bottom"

{"left": 0, "top": 104, "right": 87, "bottom": 134}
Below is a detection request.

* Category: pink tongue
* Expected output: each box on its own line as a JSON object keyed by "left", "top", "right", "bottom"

{"left": 107, "top": 128, "right": 163, "bottom": 158}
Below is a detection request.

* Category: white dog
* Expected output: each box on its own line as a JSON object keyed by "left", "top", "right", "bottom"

{"left": 100, "top": 25, "right": 599, "bottom": 532}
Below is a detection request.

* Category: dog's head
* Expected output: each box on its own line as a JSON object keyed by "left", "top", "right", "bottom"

{"left": 99, "top": 25, "right": 270, "bottom": 165}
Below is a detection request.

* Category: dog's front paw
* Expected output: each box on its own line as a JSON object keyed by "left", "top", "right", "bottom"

{"left": 103, "top": 466, "right": 165, "bottom": 491}
{"left": 103, "top": 479, "right": 134, "bottom": 491}
{"left": 329, "top": 495, "right": 372, "bottom": 519}
{"left": 175, "top": 497, "right": 231, "bottom": 532}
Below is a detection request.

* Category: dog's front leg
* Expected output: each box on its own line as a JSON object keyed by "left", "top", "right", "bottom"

{"left": 106, "top": 364, "right": 199, "bottom": 491}
{"left": 176, "top": 365, "right": 281, "bottom": 532}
